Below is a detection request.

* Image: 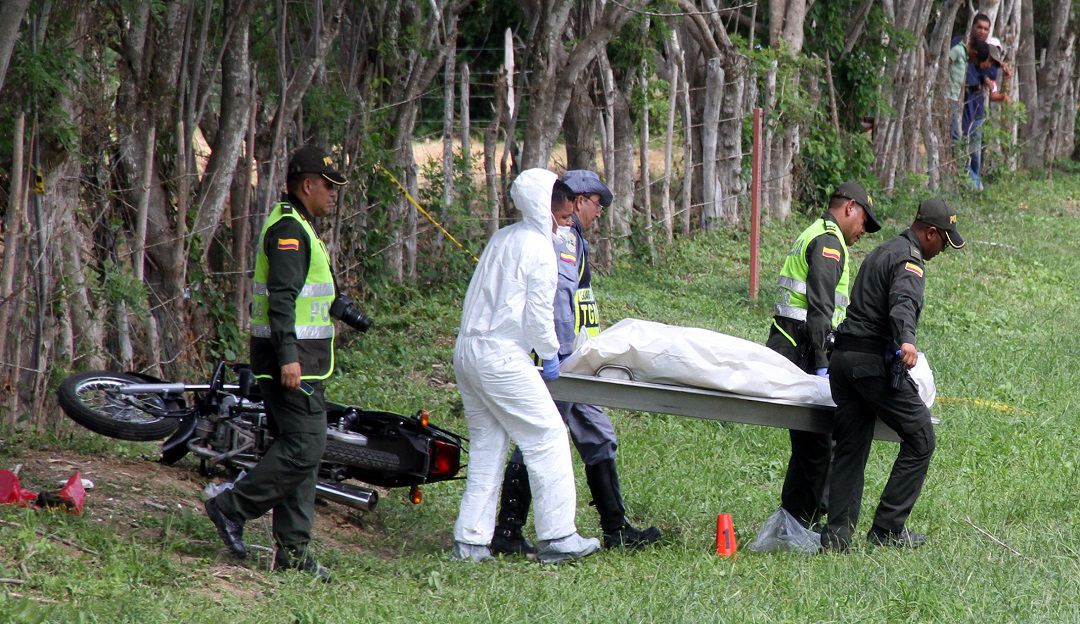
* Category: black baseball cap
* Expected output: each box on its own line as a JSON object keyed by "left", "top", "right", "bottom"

{"left": 916, "top": 198, "right": 965, "bottom": 249}
{"left": 287, "top": 145, "right": 347, "bottom": 185}
{"left": 831, "top": 181, "right": 881, "bottom": 233}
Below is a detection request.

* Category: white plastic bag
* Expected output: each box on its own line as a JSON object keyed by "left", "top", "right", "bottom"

{"left": 202, "top": 470, "right": 247, "bottom": 500}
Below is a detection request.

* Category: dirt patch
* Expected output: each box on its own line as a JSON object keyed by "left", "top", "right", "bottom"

{"left": 1, "top": 449, "right": 394, "bottom": 579}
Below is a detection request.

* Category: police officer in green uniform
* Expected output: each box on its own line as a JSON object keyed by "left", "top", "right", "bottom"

{"left": 822, "top": 199, "right": 964, "bottom": 551}
{"left": 766, "top": 182, "right": 881, "bottom": 530}
{"left": 204, "top": 145, "right": 346, "bottom": 580}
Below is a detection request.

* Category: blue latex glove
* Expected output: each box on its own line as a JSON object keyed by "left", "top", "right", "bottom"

{"left": 815, "top": 367, "right": 829, "bottom": 378}
{"left": 540, "top": 358, "right": 561, "bottom": 381}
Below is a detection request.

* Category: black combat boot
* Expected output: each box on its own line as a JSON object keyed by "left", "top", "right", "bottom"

{"left": 584, "top": 458, "right": 661, "bottom": 549}
{"left": 490, "top": 461, "right": 535, "bottom": 556}
{"left": 273, "top": 546, "right": 332, "bottom": 583}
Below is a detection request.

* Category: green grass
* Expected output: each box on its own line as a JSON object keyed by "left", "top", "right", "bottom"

{"left": 4, "top": 169, "right": 1080, "bottom": 623}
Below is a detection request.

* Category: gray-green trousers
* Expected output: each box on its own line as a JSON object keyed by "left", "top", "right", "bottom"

{"left": 215, "top": 378, "right": 327, "bottom": 552}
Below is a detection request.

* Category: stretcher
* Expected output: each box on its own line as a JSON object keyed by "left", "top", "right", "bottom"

{"left": 547, "top": 371, "right": 912, "bottom": 443}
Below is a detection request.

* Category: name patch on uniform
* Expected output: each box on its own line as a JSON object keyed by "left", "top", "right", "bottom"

{"left": 277, "top": 238, "right": 300, "bottom": 251}
{"left": 560, "top": 252, "right": 577, "bottom": 264}
{"left": 904, "top": 262, "right": 924, "bottom": 277}
{"left": 821, "top": 247, "right": 841, "bottom": 262}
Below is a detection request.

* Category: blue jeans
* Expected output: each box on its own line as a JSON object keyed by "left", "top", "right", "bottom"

{"left": 965, "top": 118, "right": 984, "bottom": 177}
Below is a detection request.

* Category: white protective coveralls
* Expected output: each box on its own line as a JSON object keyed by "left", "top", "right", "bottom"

{"left": 452, "top": 168, "right": 578, "bottom": 544}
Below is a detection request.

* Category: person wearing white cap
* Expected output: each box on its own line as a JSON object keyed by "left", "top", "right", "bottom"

{"left": 450, "top": 168, "right": 601, "bottom": 563}
{"left": 490, "top": 170, "right": 661, "bottom": 556}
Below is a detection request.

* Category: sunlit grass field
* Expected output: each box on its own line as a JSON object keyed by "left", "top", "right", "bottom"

{"left": 2, "top": 168, "right": 1079, "bottom": 623}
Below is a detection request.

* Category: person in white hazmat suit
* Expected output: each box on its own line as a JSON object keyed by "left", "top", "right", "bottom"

{"left": 451, "top": 168, "right": 602, "bottom": 563}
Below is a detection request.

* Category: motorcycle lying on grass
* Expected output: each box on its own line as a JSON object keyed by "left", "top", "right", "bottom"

{"left": 56, "top": 361, "right": 465, "bottom": 512}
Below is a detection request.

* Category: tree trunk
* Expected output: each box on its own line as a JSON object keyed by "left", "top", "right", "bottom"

{"left": 439, "top": 43, "right": 457, "bottom": 262}
{"left": 701, "top": 58, "right": 723, "bottom": 230}
{"left": 517, "top": 1, "right": 634, "bottom": 168}
{"left": 563, "top": 78, "right": 599, "bottom": 170}
{"left": 0, "top": 0, "right": 30, "bottom": 97}
{"left": 460, "top": 63, "right": 472, "bottom": 176}
{"left": 1018, "top": 0, "right": 1039, "bottom": 167}
{"left": 0, "top": 112, "right": 25, "bottom": 426}
{"left": 190, "top": 0, "right": 253, "bottom": 264}
{"left": 484, "top": 70, "right": 507, "bottom": 238}
{"left": 610, "top": 83, "right": 634, "bottom": 258}
{"left": 638, "top": 60, "right": 654, "bottom": 260}
{"left": 662, "top": 58, "right": 678, "bottom": 242}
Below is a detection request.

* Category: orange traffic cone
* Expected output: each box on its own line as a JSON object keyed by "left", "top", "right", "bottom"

{"left": 715, "top": 513, "right": 737, "bottom": 557}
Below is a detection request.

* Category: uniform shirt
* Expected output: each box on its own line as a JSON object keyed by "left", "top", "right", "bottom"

{"left": 552, "top": 227, "right": 583, "bottom": 355}
{"left": 250, "top": 194, "right": 321, "bottom": 372}
{"left": 801, "top": 214, "right": 848, "bottom": 369}
{"left": 572, "top": 214, "right": 592, "bottom": 290}
{"left": 837, "top": 228, "right": 926, "bottom": 349}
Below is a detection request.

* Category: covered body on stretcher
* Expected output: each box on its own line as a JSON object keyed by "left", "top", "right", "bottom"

{"left": 547, "top": 319, "right": 937, "bottom": 443}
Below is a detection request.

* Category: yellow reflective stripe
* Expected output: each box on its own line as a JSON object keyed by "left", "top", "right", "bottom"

{"left": 772, "top": 319, "right": 797, "bottom": 347}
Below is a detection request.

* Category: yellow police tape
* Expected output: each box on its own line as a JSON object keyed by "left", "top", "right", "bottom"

{"left": 376, "top": 163, "right": 479, "bottom": 263}
{"left": 935, "top": 395, "right": 1031, "bottom": 415}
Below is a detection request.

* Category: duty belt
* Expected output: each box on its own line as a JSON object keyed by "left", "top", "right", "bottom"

{"left": 833, "top": 333, "right": 891, "bottom": 354}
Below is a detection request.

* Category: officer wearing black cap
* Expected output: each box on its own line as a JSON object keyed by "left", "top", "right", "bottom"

{"left": 822, "top": 198, "right": 964, "bottom": 551}
{"left": 204, "top": 144, "right": 347, "bottom": 581}
{"left": 763, "top": 181, "right": 880, "bottom": 530}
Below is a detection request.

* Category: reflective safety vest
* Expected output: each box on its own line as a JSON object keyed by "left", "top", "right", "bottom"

{"left": 571, "top": 230, "right": 600, "bottom": 338}
{"left": 250, "top": 201, "right": 336, "bottom": 380}
{"left": 775, "top": 218, "right": 850, "bottom": 327}
{"left": 573, "top": 286, "right": 600, "bottom": 338}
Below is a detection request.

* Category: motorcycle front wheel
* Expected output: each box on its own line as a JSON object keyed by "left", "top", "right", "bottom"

{"left": 57, "top": 371, "right": 181, "bottom": 441}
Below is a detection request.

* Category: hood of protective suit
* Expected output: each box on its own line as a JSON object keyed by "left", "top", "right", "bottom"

{"left": 510, "top": 168, "right": 557, "bottom": 237}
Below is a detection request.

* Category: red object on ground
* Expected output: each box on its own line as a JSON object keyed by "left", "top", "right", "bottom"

{"left": 56, "top": 471, "right": 87, "bottom": 514}
{"left": 715, "top": 512, "right": 738, "bottom": 557}
{"left": 0, "top": 469, "right": 39, "bottom": 506}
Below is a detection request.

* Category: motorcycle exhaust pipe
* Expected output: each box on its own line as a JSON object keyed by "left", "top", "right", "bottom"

{"left": 316, "top": 481, "right": 379, "bottom": 512}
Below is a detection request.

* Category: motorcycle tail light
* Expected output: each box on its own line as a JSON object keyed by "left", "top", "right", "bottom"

{"left": 410, "top": 486, "right": 423, "bottom": 504}
{"left": 420, "top": 410, "right": 430, "bottom": 427}
{"left": 429, "top": 439, "right": 460, "bottom": 478}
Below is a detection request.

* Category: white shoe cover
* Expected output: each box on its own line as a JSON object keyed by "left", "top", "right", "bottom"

{"left": 536, "top": 533, "right": 601, "bottom": 563}
{"left": 451, "top": 541, "right": 494, "bottom": 563}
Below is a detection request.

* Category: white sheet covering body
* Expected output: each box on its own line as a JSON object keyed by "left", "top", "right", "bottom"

{"left": 562, "top": 318, "right": 936, "bottom": 409}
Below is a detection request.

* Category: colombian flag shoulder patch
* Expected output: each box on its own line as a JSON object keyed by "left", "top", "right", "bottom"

{"left": 821, "top": 247, "right": 841, "bottom": 262}
{"left": 277, "top": 238, "right": 300, "bottom": 251}
{"left": 560, "top": 252, "right": 576, "bottom": 264}
{"left": 904, "top": 262, "right": 924, "bottom": 277}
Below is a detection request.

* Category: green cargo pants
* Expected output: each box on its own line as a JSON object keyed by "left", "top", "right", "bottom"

{"left": 215, "top": 378, "right": 327, "bottom": 552}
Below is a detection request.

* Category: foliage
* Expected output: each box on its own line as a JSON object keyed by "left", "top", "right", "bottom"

{"left": 796, "top": 123, "right": 875, "bottom": 212}
{"left": 803, "top": 1, "right": 908, "bottom": 128}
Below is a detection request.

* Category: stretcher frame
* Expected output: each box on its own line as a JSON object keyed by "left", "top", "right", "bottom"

{"left": 547, "top": 372, "right": 911, "bottom": 443}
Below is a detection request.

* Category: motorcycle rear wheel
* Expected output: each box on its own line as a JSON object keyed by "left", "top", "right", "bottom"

{"left": 323, "top": 438, "right": 401, "bottom": 471}
{"left": 57, "top": 371, "right": 181, "bottom": 441}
